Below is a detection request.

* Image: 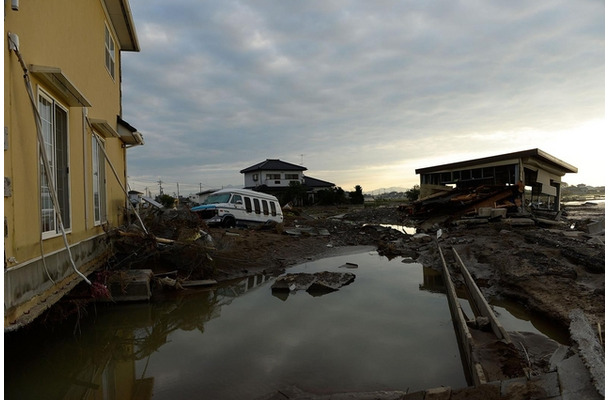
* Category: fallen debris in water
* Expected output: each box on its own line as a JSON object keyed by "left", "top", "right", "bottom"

{"left": 271, "top": 271, "right": 356, "bottom": 299}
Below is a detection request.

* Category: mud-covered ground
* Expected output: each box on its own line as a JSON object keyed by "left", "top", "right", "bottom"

{"left": 130, "top": 201, "right": 604, "bottom": 337}
{"left": 87, "top": 201, "right": 607, "bottom": 398}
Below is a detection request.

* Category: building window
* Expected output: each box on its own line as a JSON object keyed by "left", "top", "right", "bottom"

{"left": 266, "top": 174, "right": 281, "bottom": 180}
{"left": 285, "top": 174, "right": 298, "bottom": 180}
{"left": 105, "top": 24, "right": 116, "bottom": 79}
{"left": 39, "top": 91, "right": 70, "bottom": 236}
{"left": 92, "top": 136, "right": 107, "bottom": 225}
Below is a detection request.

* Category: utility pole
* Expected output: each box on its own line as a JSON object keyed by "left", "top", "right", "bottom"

{"left": 157, "top": 179, "right": 163, "bottom": 196}
{"left": 177, "top": 182, "right": 180, "bottom": 199}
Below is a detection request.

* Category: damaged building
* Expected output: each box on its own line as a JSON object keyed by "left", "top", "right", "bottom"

{"left": 411, "top": 149, "right": 578, "bottom": 222}
{"left": 4, "top": 1, "right": 143, "bottom": 329}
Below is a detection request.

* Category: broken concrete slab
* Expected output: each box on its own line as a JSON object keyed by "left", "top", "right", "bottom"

{"left": 568, "top": 309, "right": 605, "bottom": 396}
{"left": 307, "top": 271, "right": 356, "bottom": 294}
{"left": 271, "top": 273, "right": 317, "bottom": 291}
{"left": 107, "top": 269, "right": 153, "bottom": 302}
{"left": 586, "top": 218, "right": 605, "bottom": 235}
{"left": 271, "top": 271, "right": 355, "bottom": 297}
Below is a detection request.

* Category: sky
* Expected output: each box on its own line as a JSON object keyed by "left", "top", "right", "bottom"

{"left": 121, "top": 0, "right": 606, "bottom": 196}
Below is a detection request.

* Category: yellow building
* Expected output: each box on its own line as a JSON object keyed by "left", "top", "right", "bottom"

{"left": 4, "top": 0, "right": 143, "bottom": 329}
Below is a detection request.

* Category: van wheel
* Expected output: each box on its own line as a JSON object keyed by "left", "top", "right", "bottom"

{"left": 222, "top": 216, "right": 236, "bottom": 228}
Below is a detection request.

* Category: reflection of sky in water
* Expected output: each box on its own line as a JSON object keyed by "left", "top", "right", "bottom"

{"left": 140, "top": 252, "right": 467, "bottom": 399}
{"left": 457, "top": 298, "right": 570, "bottom": 345}
{"left": 4, "top": 252, "right": 575, "bottom": 399}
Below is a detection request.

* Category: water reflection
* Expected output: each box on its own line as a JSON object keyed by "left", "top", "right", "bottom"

{"left": 6, "top": 252, "right": 568, "bottom": 400}
{"left": 5, "top": 275, "right": 274, "bottom": 400}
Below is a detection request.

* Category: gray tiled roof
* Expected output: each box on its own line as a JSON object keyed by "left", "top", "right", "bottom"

{"left": 240, "top": 159, "right": 307, "bottom": 173}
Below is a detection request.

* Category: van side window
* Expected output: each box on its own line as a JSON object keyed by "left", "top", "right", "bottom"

{"left": 244, "top": 197, "right": 252, "bottom": 212}
{"left": 262, "top": 200, "right": 269, "bottom": 215}
{"left": 270, "top": 202, "right": 277, "bottom": 216}
{"left": 231, "top": 195, "right": 242, "bottom": 205}
{"left": 254, "top": 199, "right": 261, "bottom": 214}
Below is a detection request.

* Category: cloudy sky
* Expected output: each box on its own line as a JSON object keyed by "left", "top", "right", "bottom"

{"left": 121, "top": 0, "right": 605, "bottom": 196}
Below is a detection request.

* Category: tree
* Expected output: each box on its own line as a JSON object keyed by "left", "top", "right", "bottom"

{"left": 406, "top": 185, "right": 420, "bottom": 203}
{"left": 349, "top": 185, "right": 364, "bottom": 204}
{"left": 157, "top": 194, "right": 176, "bottom": 208}
{"left": 318, "top": 187, "right": 348, "bottom": 205}
{"left": 281, "top": 181, "right": 308, "bottom": 206}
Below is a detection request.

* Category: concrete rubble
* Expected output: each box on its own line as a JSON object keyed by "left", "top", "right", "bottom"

{"left": 271, "top": 271, "right": 356, "bottom": 296}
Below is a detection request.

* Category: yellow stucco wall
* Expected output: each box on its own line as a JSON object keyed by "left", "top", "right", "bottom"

{"left": 4, "top": 1, "right": 135, "bottom": 268}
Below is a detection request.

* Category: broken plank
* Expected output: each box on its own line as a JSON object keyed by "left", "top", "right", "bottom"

{"left": 181, "top": 279, "right": 218, "bottom": 288}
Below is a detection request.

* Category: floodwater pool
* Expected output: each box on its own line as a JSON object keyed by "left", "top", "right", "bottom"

{"left": 6, "top": 250, "right": 512, "bottom": 399}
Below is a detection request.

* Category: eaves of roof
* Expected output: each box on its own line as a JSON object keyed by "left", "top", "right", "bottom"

{"left": 304, "top": 175, "right": 335, "bottom": 188}
{"left": 415, "top": 148, "right": 578, "bottom": 175}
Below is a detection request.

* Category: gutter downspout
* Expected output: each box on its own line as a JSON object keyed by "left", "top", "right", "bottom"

{"left": 86, "top": 118, "right": 148, "bottom": 234}
{"left": 83, "top": 108, "right": 89, "bottom": 229}
{"left": 7, "top": 32, "right": 91, "bottom": 285}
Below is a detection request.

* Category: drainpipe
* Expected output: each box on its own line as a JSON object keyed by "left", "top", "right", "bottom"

{"left": 7, "top": 32, "right": 91, "bottom": 285}
{"left": 86, "top": 121, "right": 148, "bottom": 234}
{"left": 83, "top": 108, "right": 89, "bottom": 229}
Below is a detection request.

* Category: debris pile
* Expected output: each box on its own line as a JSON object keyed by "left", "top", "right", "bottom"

{"left": 109, "top": 208, "right": 215, "bottom": 280}
{"left": 401, "top": 184, "right": 524, "bottom": 226}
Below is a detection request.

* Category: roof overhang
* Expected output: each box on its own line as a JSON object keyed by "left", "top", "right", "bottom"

{"left": 117, "top": 117, "right": 144, "bottom": 146}
{"left": 89, "top": 119, "right": 119, "bottom": 139}
{"left": 29, "top": 65, "right": 92, "bottom": 107}
{"left": 89, "top": 117, "right": 144, "bottom": 147}
{"left": 416, "top": 149, "right": 578, "bottom": 175}
{"left": 103, "top": 0, "right": 140, "bottom": 52}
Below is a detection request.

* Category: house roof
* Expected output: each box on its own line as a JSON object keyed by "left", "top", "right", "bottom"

{"left": 240, "top": 159, "right": 307, "bottom": 173}
{"left": 415, "top": 148, "right": 578, "bottom": 175}
{"left": 103, "top": 0, "right": 140, "bottom": 52}
{"left": 304, "top": 175, "right": 335, "bottom": 188}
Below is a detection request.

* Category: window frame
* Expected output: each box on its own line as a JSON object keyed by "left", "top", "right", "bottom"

{"left": 38, "top": 89, "right": 71, "bottom": 239}
{"left": 104, "top": 23, "right": 116, "bottom": 80}
{"left": 92, "top": 135, "right": 107, "bottom": 226}
{"left": 244, "top": 197, "right": 253, "bottom": 212}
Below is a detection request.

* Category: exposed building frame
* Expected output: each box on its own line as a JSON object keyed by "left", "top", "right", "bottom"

{"left": 415, "top": 149, "right": 578, "bottom": 212}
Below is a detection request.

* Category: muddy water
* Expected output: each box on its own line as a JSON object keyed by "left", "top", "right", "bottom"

{"left": 7, "top": 252, "right": 468, "bottom": 399}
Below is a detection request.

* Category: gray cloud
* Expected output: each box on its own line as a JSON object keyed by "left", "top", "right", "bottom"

{"left": 122, "top": 0, "right": 604, "bottom": 193}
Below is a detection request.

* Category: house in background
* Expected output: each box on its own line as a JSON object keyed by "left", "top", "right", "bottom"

{"left": 4, "top": 0, "right": 143, "bottom": 329}
{"left": 415, "top": 148, "right": 578, "bottom": 212}
{"left": 188, "top": 189, "right": 220, "bottom": 205}
{"left": 240, "top": 159, "right": 335, "bottom": 204}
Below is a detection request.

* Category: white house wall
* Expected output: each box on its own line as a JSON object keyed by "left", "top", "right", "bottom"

{"left": 244, "top": 170, "right": 304, "bottom": 188}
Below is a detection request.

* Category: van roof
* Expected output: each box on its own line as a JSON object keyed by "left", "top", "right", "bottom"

{"left": 212, "top": 188, "right": 280, "bottom": 201}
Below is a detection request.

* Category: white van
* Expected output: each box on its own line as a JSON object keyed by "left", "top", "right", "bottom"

{"left": 191, "top": 188, "right": 283, "bottom": 227}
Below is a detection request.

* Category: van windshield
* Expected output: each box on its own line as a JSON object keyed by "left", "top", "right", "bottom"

{"left": 203, "top": 193, "right": 231, "bottom": 204}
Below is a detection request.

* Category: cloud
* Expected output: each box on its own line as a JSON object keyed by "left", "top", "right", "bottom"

{"left": 122, "top": 0, "right": 604, "bottom": 192}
